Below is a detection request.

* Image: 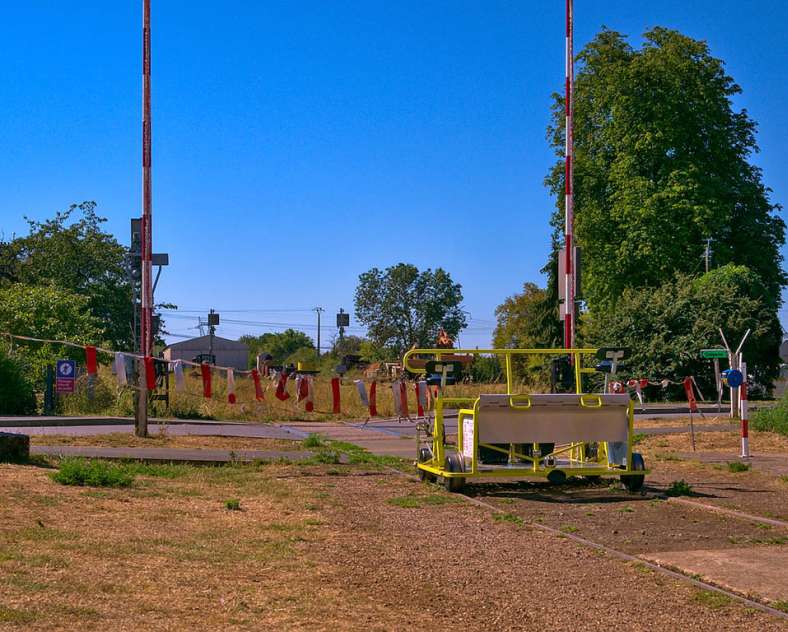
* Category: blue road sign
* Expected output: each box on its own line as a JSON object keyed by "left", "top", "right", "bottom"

{"left": 722, "top": 369, "right": 743, "bottom": 388}
{"left": 55, "top": 359, "right": 76, "bottom": 393}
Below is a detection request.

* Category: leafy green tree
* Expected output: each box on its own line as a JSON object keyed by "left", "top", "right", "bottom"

{"left": 582, "top": 265, "right": 780, "bottom": 395}
{"left": 0, "top": 202, "right": 135, "bottom": 349}
{"left": 0, "top": 345, "right": 37, "bottom": 414}
{"left": 0, "top": 284, "right": 105, "bottom": 385}
{"left": 239, "top": 329, "right": 315, "bottom": 365}
{"left": 493, "top": 283, "right": 561, "bottom": 349}
{"left": 354, "top": 263, "right": 467, "bottom": 355}
{"left": 545, "top": 27, "right": 784, "bottom": 313}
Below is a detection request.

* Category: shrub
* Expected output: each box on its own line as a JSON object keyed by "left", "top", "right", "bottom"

{"left": 727, "top": 461, "right": 750, "bottom": 473}
{"left": 751, "top": 396, "right": 788, "bottom": 436}
{"left": 665, "top": 479, "right": 693, "bottom": 497}
{"left": 303, "top": 433, "right": 325, "bottom": 448}
{"left": 0, "top": 347, "right": 37, "bottom": 415}
{"left": 225, "top": 498, "right": 241, "bottom": 511}
{"left": 51, "top": 458, "right": 134, "bottom": 488}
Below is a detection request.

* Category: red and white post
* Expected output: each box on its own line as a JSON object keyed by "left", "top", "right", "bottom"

{"left": 137, "top": 0, "right": 153, "bottom": 437}
{"left": 563, "top": 0, "right": 575, "bottom": 349}
{"left": 740, "top": 362, "right": 750, "bottom": 458}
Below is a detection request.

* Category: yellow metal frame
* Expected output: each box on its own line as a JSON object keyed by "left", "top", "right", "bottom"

{"left": 405, "top": 347, "right": 648, "bottom": 481}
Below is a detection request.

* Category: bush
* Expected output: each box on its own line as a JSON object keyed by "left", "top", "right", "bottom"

{"left": 665, "top": 479, "right": 693, "bottom": 497}
{"left": 225, "top": 498, "right": 241, "bottom": 511}
{"left": 751, "top": 396, "right": 788, "bottom": 436}
{"left": 51, "top": 458, "right": 134, "bottom": 488}
{"left": 0, "top": 347, "right": 37, "bottom": 415}
{"left": 303, "top": 433, "right": 325, "bottom": 448}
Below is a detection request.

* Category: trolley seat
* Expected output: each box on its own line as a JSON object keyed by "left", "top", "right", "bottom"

{"left": 459, "top": 393, "right": 632, "bottom": 467}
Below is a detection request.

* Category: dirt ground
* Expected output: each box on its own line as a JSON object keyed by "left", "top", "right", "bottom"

{"left": 1, "top": 453, "right": 786, "bottom": 630}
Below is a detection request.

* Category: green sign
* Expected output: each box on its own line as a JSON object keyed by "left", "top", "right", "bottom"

{"left": 700, "top": 348, "right": 728, "bottom": 359}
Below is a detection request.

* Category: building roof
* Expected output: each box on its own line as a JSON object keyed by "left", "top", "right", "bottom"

{"left": 163, "top": 335, "right": 249, "bottom": 351}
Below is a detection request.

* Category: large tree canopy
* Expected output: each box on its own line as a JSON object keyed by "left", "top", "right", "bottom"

{"left": 0, "top": 202, "right": 135, "bottom": 349}
{"left": 239, "top": 329, "right": 315, "bottom": 366}
{"left": 493, "top": 283, "right": 561, "bottom": 350}
{"left": 545, "top": 28, "right": 785, "bottom": 310}
{"left": 539, "top": 27, "right": 784, "bottom": 388}
{"left": 354, "top": 263, "right": 466, "bottom": 356}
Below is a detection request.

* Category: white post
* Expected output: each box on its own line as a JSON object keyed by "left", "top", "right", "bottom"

{"left": 740, "top": 361, "right": 750, "bottom": 458}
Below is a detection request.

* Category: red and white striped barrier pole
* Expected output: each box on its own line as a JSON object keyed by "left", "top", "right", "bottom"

{"left": 740, "top": 362, "right": 750, "bottom": 458}
{"left": 563, "top": 0, "right": 575, "bottom": 350}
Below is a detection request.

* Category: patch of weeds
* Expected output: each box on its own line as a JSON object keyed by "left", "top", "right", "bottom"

{"left": 51, "top": 458, "right": 134, "bottom": 488}
{"left": 771, "top": 601, "right": 788, "bottom": 613}
{"left": 755, "top": 522, "right": 771, "bottom": 530}
{"left": 303, "top": 433, "right": 325, "bottom": 448}
{"left": 630, "top": 562, "right": 653, "bottom": 575}
{"left": 225, "top": 498, "right": 241, "bottom": 511}
{"left": 692, "top": 589, "right": 731, "bottom": 609}
{"left": 619, "top": 506, "right": 635, "bottom": 513}
{"left": 655, "top": 439, "right": 669, "bottom": 448}
{"left": 497, "top": 498, "right": 515, "bottom": 505}
{"left": 560, "top": 524, "right": 579, "bottom": 533}
{"left": 727, "top": 461, "right": 750, "bottom": 473}
{"left": 656, "top": 452, "right": 682, "bottom": 462}
{"left": 304, "top": 519, "right": 322, "bottom": 526}
{"left": 387, "top": 493, "right": 456, "bottom": 509}
{"left": 308, "top": 450, "right": 341, "bottom": 465}
{"left": 493, "top": 513, "right": 523, "bottom": 526}
{"left": 0, "top": 605, "right": 36, "bottom": 624}
{"left": 751, "top": 397, "right": 788, "bottom": 436}
{"left": 632, "top": 433, "right": 647, "bottom": 444}
{"left": 665, "top": 479, "right": 693, "bottom": 497}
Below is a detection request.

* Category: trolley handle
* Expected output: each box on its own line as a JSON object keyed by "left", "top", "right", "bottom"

{"left": 580, "top": 394, "right": 603, "bottom": 408}
{"left": 508, "top": 395, "right": 532, "bottom": 410}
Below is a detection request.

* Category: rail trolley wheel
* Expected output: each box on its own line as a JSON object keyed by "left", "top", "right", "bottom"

{"left": 417, "top": 447, "right": 436, "bottom": 483}
{"left": 621, "top": 453, "right": 646, "bottom": 492}
{"left": 442, "top": 451, "right": 465, "bottom": 493}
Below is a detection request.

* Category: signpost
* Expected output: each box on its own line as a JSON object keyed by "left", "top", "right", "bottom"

{"left": 55, "top": 360, "right": 76, "bottom": 394}
{"left": 701, "top": 348, "right": 727, "bottom": 412}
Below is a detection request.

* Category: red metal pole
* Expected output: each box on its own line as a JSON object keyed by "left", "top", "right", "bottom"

{"left": 141, "top": 0, "right": 153, "bottom": 358}
{"left": 563, "top": 0, "right": 575, "bottom": 349}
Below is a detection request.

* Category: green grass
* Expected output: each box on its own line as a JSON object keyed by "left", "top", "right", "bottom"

{"left": 727, "top": 461, "right": 751, "bottom": 473}
{"left": 665, "top": 479, "right": 693, "bottom": 497}
{"left": 493, "top": 513, "right": 523, "bottom": 526}
{"left": 225, "top": 498, "right": 241, "bottom": 511}
{"left": 387, "top": 493, "right": 457, "bottom": 508}
{"left": 692, "top": 589, "right": 732, "bottom": 609}
{"left": 51, "top": 458, "right": 134, "bottom": 488}
{"left": 0, "top": 605, "right": 36, "bottom": 624}
{"left": 751, "top": 397, "right": 788, "bottom": 436}
{"left": 302, "top": 433, "right": 325, "bottom": 448}
{"left": 560, "top": 524, "right": 579, "bottom": 533}
{"left": 632, "top": 432, "right": 647, "bottom": 444}
{"left": 771, "top": 600, "right": 788, "bottom": 613}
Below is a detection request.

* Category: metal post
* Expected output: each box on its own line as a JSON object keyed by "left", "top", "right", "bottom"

{"left": 563, "top": 0, "right": 575, "bottom": 350}
{"left": 314, "top": 307, "right": 324, "bottom": 358}
{"left": 209, "top": 309, "right": 216, "bottom": 361}
{"left": 136, "top": 0, "right": 153, "bottom": 437}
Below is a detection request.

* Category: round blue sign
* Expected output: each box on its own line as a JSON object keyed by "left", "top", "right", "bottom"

{"left": 724, "top": 369, "right": 744, "bottom": 388}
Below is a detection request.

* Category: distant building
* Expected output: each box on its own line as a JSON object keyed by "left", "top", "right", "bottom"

{"left": 163, "top": 335, "right": 249, "bottom": 371}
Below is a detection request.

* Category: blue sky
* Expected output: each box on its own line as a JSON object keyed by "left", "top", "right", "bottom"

{"left": 1, "top": 1, "right": 785, "bottom": 349}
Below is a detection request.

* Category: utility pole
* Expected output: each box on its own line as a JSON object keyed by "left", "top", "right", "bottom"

{"left": 563, "top": 0, "right": 575, "bottom": 350}
{"left": 136, "top": 0, "right": 153, "bottom": 438}
{"left": 314, "top": 307, "right": 324, "bottom": 358}
{"left": 208, "top": 309, "right": 219, "bottom": 362}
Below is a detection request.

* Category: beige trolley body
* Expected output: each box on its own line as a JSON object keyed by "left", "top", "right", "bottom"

{"left": 403, "top": 348, "right": 647, "bottom": 493}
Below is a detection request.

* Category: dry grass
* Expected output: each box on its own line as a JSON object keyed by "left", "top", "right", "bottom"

{"left": 637, "top": 427, "right": 788, "bottom": 455}
{"left": 29, "top": 433, "right": 303, "bottom": 452}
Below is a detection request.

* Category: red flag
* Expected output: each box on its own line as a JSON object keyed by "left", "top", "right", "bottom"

{"left": 331, "top": 377, "right": 341, "bottom": 414}
{"left": 369, "top": 380, "right": 378, "bottom": 417}
{"left": 251, "top": 369, "right": 264, "bottom": 401}
{"left": 85, "top": 345, "right": 98, "bottom": 375}
{"left": 683, "top": 376, "right": 698, "bottom": 413}
{"left": 201, "top": 363, "right": 212, "bottom": 398}
{"left": 275, "top": 372, "right": 290, "bottom": 401}
{"left": 414, "top": 382, "right": 424, "bottom": 417}
{"left": 305, "top": 377, "right": 315, "bottom": 413}
{"left": 399, "top": 381, "right": 409, "bottom": 418}
{"left": 144, "top": 356, "right": 156, "bottom": 391}
{"left": 227, "top": 369, "right": 236, "bottom": 404}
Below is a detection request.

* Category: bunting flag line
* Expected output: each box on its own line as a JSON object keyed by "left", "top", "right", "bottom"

{"left": 305, "top": 376, "right": 315, "bottom": 413}
{"left": 414, "top": 382, "right": 424, "bottom": 417}
{"left": 683, "top": 376, "right": 698, "bottom": 413}
{"left": 114, "top": 352, "right": 127, "bottom": 386}
{"left": 227, "top": 368, "right": 236, "bottom": 404}
{"left": 201, "top": 362, "right": 212, "bottom": 398}
{"left": 173, "top": 360, "right": 185, "bottom": 392}
{"left": 251, "top": 369, "right": 264, "bottom": 401}
{"left": 416, "top": 380, "right": 428, "bottom": 417}
{"left": 354, "top": 380, "right": 369, "bottom": 407}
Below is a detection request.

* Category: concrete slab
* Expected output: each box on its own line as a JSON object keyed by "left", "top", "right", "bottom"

{"left": 31, "top": 445, "right": 314, "bottom": 465}
{"left": 641, "top": 546, "right": 788, "bottom": 603}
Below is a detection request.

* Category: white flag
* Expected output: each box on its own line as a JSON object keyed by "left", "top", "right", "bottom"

{"left": 417, "top": 381, "right": 428, "bottom": 410}
{"left": 391, "top": 381, "right": 402, "bottom": 417}
{"left": 173, "top": 360, "right": 185, "bottom": 391}
{"left": 114, "top": 352, "right": 127, "bottom": 386}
